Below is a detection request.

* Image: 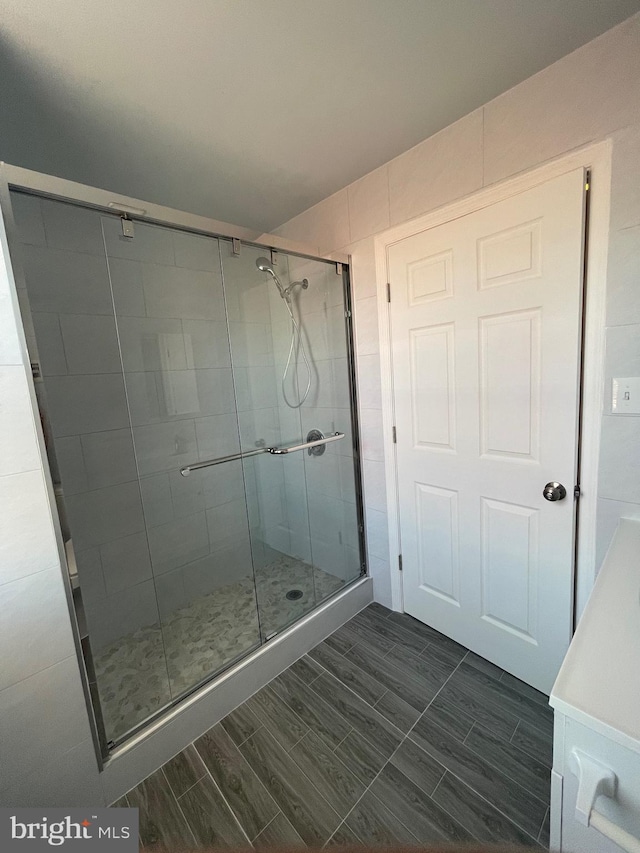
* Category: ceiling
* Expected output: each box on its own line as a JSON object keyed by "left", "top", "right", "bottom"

{"left": 1, "top": 1, "right": 639, "bottom": 232}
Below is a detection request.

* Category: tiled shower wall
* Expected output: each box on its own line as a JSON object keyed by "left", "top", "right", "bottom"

{"left": 274, "top": 12, "right": 640, "bottom": 608}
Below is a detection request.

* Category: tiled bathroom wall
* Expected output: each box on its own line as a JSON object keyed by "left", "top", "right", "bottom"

{"left": 274, "top": 12, "right": 640, "bottom": 608}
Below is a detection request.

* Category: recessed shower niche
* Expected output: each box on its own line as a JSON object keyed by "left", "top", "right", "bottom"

{"left": 10, "top": 190, "right": 365, "bottom": 752}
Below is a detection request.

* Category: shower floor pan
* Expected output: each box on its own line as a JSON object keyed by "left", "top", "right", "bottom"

{"left": 93, "top": 553, "right": 345, "bottom": 744}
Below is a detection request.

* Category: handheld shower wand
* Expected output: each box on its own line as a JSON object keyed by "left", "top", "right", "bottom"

{"left": 256, "top": 258, "right": 311, "bottom": 408}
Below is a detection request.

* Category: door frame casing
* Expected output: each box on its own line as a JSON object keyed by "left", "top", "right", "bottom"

{"left": 374, "top": 140, "right": 612, "bottom": 626}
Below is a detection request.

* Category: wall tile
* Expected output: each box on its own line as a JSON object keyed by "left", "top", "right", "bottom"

{"left": 40, "top": 199, "right": 106, "bottom": 256}
{"left": 65, "top": 481, "right": 145, "bottom": 551}
{"left": 1, "top": 738, "right": 104, "bottom": 808}
{"left": 368, "top": 553, "right": 392, "bottom": 608}
{"left": 609, "top": 124, "right": 640, "bottom": 231}
{"left": 32, "top": 312, "right": 68, "bottom": 375}
{"left": 46, "top": 374, "right": 129, "bottom": 437}
{"left": 100, "top": 531, "right": 153, "bottom": 595}
{"left": 606, "top": 225, "right": 640, "bottom": 327}
{"left": 173, "top": 230, "right": 219, "bottom": 272}
{"left": 116, "top": 316, "right": 187, "bottom": 372}
{"left": 140, "top": 472, "right": 173, "bottom": 527}
{"left": 195, "top": 413, "right": 240, "bottom": 462}
{"left": 348, "top": 165, "right": 390, "bottom": 242}
{"left": 147, "top": 511, "right": 209, "bottom": 575}
{"left": 356, "top": 352, "right": 383, "bottom": 410}
{"left": 0, "top": 255, "right": 23, "bottom": 364}
{"left": 22, "top": 245, "right": 113, "bottom": 315}
{"left": 59, "top": 314, "right": 121, "bottom": 374}
{"left": 346, "top": 237, "right": 378, "bottom": 301}
{"left": 389, "top": 109, "right": 483, "bottom": 226}
{"left": 0, "top": 366, "right": 40, "bottom": 476}
{"left": 80, "top": 428, "right": 138, "bottom": 490}
{"left": 74, "top": 547, "right": 107, "bottom": 604}
{"left": 365, "top": 507, "right": 389, "bottom": 561}
{"left": 603, "top": 323, "right": 640, "bottom": 411}
{"left": 484, "top": 15, "right": 640, "bottom": 184}
{"left": 274, "top": 189, "right": 350, "bottom": 255}
{"left": 206, "top": 498, "right": 250, "bottom": 551}
{"left": 181, "top": 541, "right": 254, "bottom": 599}
{"left": 142, "top": 263, "right": 225, "bottom": 321}
{"left": 0, "top": 469, "right": 58, "bottom": 585}
{"left": 133, "top": 419, "right": 198, "bottom": 476}
{"left": 0, "top": 567, "right": 75, "bottom": 692}
{"left": 102, "top": 217, "right": 175, "bottom": 265}
{"left": 362, "top": 459, "right": 387, "bottom": 513}
{"left": 0, "top": 656, "right": 92, "bottom": 784}
{"left": 9, "top": 192, "right": 46, "bottom": 247}
{"left": 54, "top": 435, "right": 88, "bottom": 494}
{"left": 353, "top": 296, "right": 379, "bottom": 356}
{"left": 182, "top": 319, "right": 232, "bottom": 369}
{"left": 359, "top": 407, "right": 384, "bottom": 463}
{"left": 108, "top": 257, "right": 146, "bottom": 317}
{"left": 595, "top": 497, "right": 640, "bottom": 572}
{"left": 598, "top": 414, "right": 640, "bottom": 503}
{"left": 84, "top": 579, "right": 161, "bottom": 651}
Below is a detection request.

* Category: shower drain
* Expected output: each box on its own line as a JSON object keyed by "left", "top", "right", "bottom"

{"left": 286, "top": 589, "right": 304, "bottom": 601}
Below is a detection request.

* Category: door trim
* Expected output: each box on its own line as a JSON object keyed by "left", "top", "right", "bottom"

{"left": 374, "top": 140, "right": 612, "bottom": 625}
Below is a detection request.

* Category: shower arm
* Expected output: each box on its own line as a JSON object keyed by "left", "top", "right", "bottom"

{"left": 180, "top": 432, "right": 344, "bottom": 476}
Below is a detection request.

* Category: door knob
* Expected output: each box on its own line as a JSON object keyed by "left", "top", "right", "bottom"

{"left": 543, "top": 482, "right": 567, "bottom": 502}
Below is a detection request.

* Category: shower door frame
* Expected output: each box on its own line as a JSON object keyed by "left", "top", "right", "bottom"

{"left": 0, "top": 162, "right": 368, "bottom": 765}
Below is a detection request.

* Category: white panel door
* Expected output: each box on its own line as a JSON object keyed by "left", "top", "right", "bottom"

{"left": 388, "top": 169, "right": 586, "bottom": 692}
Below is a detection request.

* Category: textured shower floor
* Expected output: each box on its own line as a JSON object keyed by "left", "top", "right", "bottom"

{"left": 93, "top": 554, "right": 346, "bottom": 744}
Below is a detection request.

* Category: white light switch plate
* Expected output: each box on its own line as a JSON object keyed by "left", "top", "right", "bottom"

{"left": 612, "top": 377, "right": 640, "bottom": 414}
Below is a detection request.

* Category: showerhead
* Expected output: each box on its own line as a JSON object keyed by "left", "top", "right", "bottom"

{"left": 256, "top": 257, "right": 274, "bottom": 274}
{"left": 256, "top": 256, "right": 308, "bottom": 299}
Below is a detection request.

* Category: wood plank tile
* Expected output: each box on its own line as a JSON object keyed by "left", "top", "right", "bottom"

{"left": 325, "top": 822, "right": 361, "bottom": 845}
{"left": 422, "top": 693, "right": 473, "bottom": 741}
{"left": 371, "top": 761, "right": 472, "bottom": 843}
{"left": 501, "top": 670, "right": 550, "bottom": 707}
{"left": 456, "top": 660, "right": 554, "bottom": 737}
{"left": 409, "top": 713, "right": 547, "bottom": 839}
{"left": 385, "top": 641, "right": 454, "bottom": 685}
{"left": 386, "top": 611, "right": 446, "bottom": 645}
{"left": 323, "top": 625, "right": 358, "bottom": 656}
{"left": 432, "top": 771, "right": 540, "bottom": 846}
{"left": 221, "top": 702, "right": 263, "bottom": 746}
{"left": 308, "top": 641, "right": 387, "bottom": 706}
{"left": 511, "top": 719, "right": 553, "bottom": 768}
{"left": 239, "top": 727, "right": 341, "bottom": 846}
{"left": 366, "top": 602, "right": 393, "bottom": 619}
{"left": 389, "top": 736, "right": 445, "bottom": 797}
{"left": 310, "top": 672, "right": 403, "bottom": 758}
{"left": 271, "top": 668, "right": 351, "bottom": 748}
{"left": 110, "top": 796, "right": 129, "bottom": 807}
{"left": 163, "top": 744, "right": 206, "bottom": 799}
{"left": 421, "top": 640, "right": 466, "bottom": 670}
{"left": 246, "top": 684, "right": 309, "bottom": 751}
{"left": 289, "top": 655, "right": 324, "bottom": 685}
{"left": 254, "top": 812, "right": 306, "bottom": 847}
{"left": 289, "top": 730, "right": 366, "bottom": 817}
{"left": 465, "top": 722, "right": 551, "bottom": 803}
{"left": 333, "top": 729, "right": 386, "bottom": 785}
{"left": 344, "top": 789, "right": 419, "bottom": 845}
{"left": 127, "top": 769, "right": 194, "bottom": 848}
{"left": 345, "top": 643, "right": 435, "bottom": 711}
{"left": 539, "top": 807, "right": 550, "bottom": 848}
{"left": 439, "top": 677, "right": 519, "bottom": 740}
{"left": 339, "top": 619, "right": 396, "bottom": 655}
{"left": 374, "top": 689, "right": 420, "bottom": 732}
{"left": 195, "top": 723, "right": 279, "bottom": 840}
{"left": 178, "top": 775, "right": 249, "bottom": 846}
{"left": 463, "top": 651, "right": 505, "bottom": 681}
{"left": 351, "top": 609, "right": 427, "bottom": 654}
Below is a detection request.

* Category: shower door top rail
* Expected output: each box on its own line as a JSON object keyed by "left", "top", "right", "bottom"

{"left": 180, "top": 432, "right": 345, "bottom": 476}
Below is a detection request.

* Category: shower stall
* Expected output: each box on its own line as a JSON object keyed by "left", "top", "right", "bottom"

{"left": 5, "top": 183, "right": 366, "bottom": 756}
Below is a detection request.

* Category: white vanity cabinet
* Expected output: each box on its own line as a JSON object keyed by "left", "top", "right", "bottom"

{"left": 550, "top": 519, "right": 640, "bottom": 852}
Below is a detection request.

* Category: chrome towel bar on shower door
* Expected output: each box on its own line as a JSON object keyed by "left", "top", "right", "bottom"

{"left": 179, "top": 432, "right": 344, "bottom": 476}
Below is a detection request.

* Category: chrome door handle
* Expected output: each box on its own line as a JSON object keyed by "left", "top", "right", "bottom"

{"left": 543, "top": 482, "right": 567, "bottom": 501}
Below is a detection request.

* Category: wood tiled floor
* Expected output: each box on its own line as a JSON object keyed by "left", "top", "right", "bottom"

{"left": 113, "top": 603, "right": 553, "bottom": 848}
